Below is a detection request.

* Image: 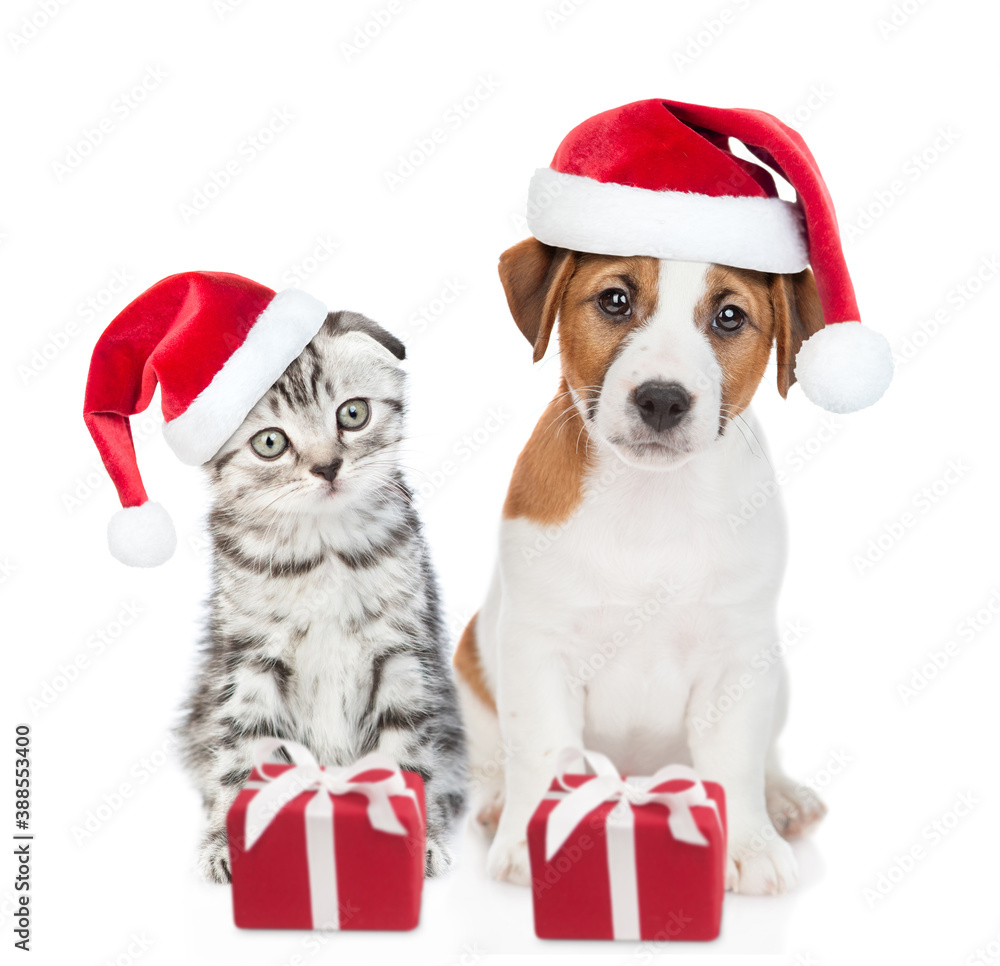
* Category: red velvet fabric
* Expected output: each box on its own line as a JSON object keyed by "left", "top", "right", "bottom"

{"left": 529, "top": 773, "right": 727, "bottom": 942}
{"left": 662, "top": 98, "right": 858, "bottom": 329}
{"left": 550, "top": 99, "right": 860, "bottom": 327}
{"left": 552, "top": 99, "right": 776, "bottom": 199}
{"left": 227, "top": 764, "right": 426, "bottom": 931}
{"left": 83, "top": 272, "right": 274, "bottom": 508}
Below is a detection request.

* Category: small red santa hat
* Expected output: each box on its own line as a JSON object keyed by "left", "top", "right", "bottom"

{"left": 84, "top": 271, "right": 328, "bottom": 567}
{"left": 526, "top": 98, "right": 893, "bottom": 414}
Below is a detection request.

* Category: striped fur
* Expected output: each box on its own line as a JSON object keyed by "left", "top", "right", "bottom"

{"left": 178, "top": 311, "right": 467, "bottom": 883}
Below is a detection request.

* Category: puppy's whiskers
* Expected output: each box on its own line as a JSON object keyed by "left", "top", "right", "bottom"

{"left": 545, "top": 385, "right": 602, "bottom": 439}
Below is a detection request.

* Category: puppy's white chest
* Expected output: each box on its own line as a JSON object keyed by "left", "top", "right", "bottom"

{"left": 545, "top": 447, "right": 767, "bottom": 609}
{"left": 506, "top": 431, "right": 786, "bottom": 772}
{"left": 560, "top": 581, "right": 712, "bottom": 771}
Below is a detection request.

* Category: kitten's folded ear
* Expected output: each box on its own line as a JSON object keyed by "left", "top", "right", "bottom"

{"left": 326, "top": 311, "right": 406, "bottom": 361}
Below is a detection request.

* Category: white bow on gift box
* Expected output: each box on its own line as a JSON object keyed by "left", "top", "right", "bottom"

{"left": 240, "top": 738, "right": 418, "bottom": 930}
{"left": 543, "top": 747, "right": 722, "bottom": 941}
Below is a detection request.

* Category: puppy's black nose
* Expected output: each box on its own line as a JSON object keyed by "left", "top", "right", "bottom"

{"left": 634, "top": 381, "right": 691, "bottom": 433}
{"left": 310, "top": 459, "right": 343, "bottom": 483}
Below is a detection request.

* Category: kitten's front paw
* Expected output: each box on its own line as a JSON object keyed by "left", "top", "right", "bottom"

{"left": 726, "top": 830, "right": 798, "bottom": 895}
{"left": 199, "top": 829, "right": 232, "bottom": 884}
{"left": 424, "top": 835, "right": 453, "bottom": 878}
{"left": 486, "top": 833, "right": 531, "bottom": 886}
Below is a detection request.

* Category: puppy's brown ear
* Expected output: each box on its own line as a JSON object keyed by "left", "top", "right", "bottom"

{"left": 498, "top": 238, "right": 576, "bottom": 362}
{"left": 772, "top": 268, "right": 826, "bottom": 398}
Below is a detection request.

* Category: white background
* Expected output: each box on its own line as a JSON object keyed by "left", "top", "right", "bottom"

{"left": 3, "top": 0, "right": 999, "bottom": 963}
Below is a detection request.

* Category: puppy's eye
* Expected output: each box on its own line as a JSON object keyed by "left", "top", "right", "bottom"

{"left": 337, "top": 398, "right": 370, "bottom": 431}
{"left": 597, "top": 288, "right": 631, "bottom": 319}
{"left": 250, "top": 428, "right": 288, "bottom": 459}
{"left": 713, "top": 305, "right": 746, "bottom": 332}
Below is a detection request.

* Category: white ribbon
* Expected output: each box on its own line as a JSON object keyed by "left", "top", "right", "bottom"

{"left": 242, "top": 738, "right": 415, "bottom": 930}
{"left": 544, "top": 747, "right": 721, "bottom": 940}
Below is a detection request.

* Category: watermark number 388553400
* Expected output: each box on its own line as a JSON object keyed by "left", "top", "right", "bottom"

{"left": 13, "top": 724, "right": 31, "bottom": 952}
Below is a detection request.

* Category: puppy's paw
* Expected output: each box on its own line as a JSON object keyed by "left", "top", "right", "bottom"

{"left": 766, "top": 775, "right": 827, "bottom": 839}
{"left": 425, "top": 835, "right": 453, "bottom": 878}
{"left": 726, "top": 831, "right": 798, "bottom": 895}
{"left": 474, "top": 792, "right": 504, "bottom": 838}
{"left": 486, "top": 833, "right": 531, "bottom": 886}
{"left": 199, "top": 829, "right": 232, "bottom": 884}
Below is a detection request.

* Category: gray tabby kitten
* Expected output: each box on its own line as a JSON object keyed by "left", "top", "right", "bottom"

{"left": 179, "top": 311, "right": 467, "bottom": 883}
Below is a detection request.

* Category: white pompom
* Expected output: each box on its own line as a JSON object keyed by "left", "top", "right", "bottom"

{"left": 107, "top": 502, "right": 177, "bottom": 567}
{"left": 794, "top": 322, "right": 894, "bottom": 414}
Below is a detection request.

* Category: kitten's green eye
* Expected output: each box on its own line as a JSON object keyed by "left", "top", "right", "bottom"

{"left": 337, "top": 398, "right": 370, "bottom": 431}
{"left": 250, "top": 428, "right": 288, "bottom": 459}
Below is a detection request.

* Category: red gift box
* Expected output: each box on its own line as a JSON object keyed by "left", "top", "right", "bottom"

{"left": 528, "top": 749, "right": 727, "bottom": 941}
{"left": 227, "top": 739, "right": 425, "bottom": 931}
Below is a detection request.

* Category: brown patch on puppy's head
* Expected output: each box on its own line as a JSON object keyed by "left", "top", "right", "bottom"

{"left": 498, "top": 238, "right": 661, "bottom": 416}
{"left": 695, "top": 265, "right": 826, "bottom": 427}
{"left": 696, "top": 265, "right": 775, "bottom": 423}
{"left": 557, "top": 253, "right": 660, "bottom": 419}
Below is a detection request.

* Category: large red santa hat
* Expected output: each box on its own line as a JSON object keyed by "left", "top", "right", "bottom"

{"left": 84, "top": 271, "right": 328, "bottom": 567}
{"left": 526, "top": 98, "right": 893, "bottom": 414}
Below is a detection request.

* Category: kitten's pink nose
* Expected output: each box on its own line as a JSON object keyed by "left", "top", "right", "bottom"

{"left": 310, "top": 459, "right": 343, "bottom": 483}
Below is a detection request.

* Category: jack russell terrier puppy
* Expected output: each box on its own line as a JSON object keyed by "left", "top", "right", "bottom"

{"left": 454, "top": 241, "right": 828, "bottom": 895}
{"left": 454, "top": 99, "right": 891, "bottom": 895}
